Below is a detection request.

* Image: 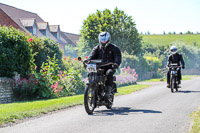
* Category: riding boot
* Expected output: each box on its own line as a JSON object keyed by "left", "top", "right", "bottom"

{"left": 105, "top": 85, "right": 111, "bottom": 100}
{"left": 167, "top": 84, "right": 170, "bottom": 88}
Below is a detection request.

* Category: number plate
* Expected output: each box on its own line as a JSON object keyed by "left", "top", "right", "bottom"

{"left": 171, "top": 71, "right": 176, "bottom": 74}
{"left": 87, "top": 64, "right": 97, "bottom": 72}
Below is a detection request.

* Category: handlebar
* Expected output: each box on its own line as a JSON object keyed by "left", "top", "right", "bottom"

{"left": 98, "top": 62, "right": 114, "bottom": 67}
{"left": 167, "top": 65, "right": 182, "bottom": 68}
{"left": 165, "top": 65, "right": 182, "bottom": 70}
{"left": 83, "top": 60, "right": 117, "bottom": 69}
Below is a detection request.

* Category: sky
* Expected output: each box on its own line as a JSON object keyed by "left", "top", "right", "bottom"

{"left": 0, "top": 0, "right": 199, "bottom": 34}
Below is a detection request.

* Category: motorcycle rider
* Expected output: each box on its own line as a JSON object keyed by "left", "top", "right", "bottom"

{"left": 86, "top": 32, "right": 122, "bottom": 100}
{"left": 167, "top": 46, "right": 185, "bottom": 88}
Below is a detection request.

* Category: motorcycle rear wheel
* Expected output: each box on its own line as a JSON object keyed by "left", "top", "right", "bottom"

{"left": 84, "top": 84, "right": 96, "bottom": 114}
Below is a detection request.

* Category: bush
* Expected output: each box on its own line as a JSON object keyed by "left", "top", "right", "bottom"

{"left": 14, "top": 55, "right": 61, "bottom": 100}
{"left": 62, "top": 56, "right": 86, "bottom": 94}
{"left": 14, "top": 55, "right": 86, "bottom": 100}
{"left": 29, "top": 36, "right": 63, "bottom": 72}
{"left": 0, "top": 26, "right": 33, "bottom": 77}
{"left": 64, "top": 45, "right": 78, "bottom": 58}
{"left": 116, "top": 66, "right": 138, "bottom": 87}
{"left": 121, "top": 51, "right": 163, "bottom": 80}
{"left": 14, "top": 74, "right": 39, "bottom": 100}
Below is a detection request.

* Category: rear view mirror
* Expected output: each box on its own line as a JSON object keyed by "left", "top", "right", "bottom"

{"left": 78, "top": 57, "right": 82, "bottom": 61}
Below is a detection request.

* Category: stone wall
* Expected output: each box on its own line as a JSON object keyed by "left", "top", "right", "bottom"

{"left": 139, "top": 72, "right": 155, "bottom": 81}
{"left": 0, "top": 78, "right": 14, "bottom": 104}
{"left": 182, "top": 69, "right": 200, "bottom": 75}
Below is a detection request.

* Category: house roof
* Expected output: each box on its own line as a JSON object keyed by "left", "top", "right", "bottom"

{"left": 49, "top": 25, "right": 60, "bottom": 32}
{"left": 0, "top": 3, "right": 44, "bottom": 32}
{"left": 0, "top": 3, "right": 79, "bottom": 48}
{"left": 62, "top": 32, "right": 81, "bottom": 46}
{"left": 60, "top": 32, "right": 75, "bottom": 46}
{"left": 20, "top": 18, "right": 36, "bottom": 27}
{"left": 37, "top": 22, "right": 49, "bottom": 30}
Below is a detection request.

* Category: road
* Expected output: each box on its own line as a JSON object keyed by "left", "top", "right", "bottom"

{"left": 1, "top": 77, "right": 200, "bottom": 133}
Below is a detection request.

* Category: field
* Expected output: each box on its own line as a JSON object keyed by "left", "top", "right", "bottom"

{"left": 142, "top": 34, "right": 200, "bottom": 47}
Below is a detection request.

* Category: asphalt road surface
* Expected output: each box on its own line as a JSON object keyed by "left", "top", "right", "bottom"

{"left": 1, "top": 77, "right": 200, "bottom": 133}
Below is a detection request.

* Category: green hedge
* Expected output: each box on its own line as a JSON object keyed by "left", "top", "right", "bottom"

{"left": 0, "top": 26, "right": 33, "bottom": 77}
{"left": 121, "top": 51, "right": 162, "bottom": 79}
{"left": 0, "top": 25, "right": 63, "bottom": 78}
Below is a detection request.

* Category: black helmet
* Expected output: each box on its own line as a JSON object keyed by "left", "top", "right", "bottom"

{"left": 98, "top": 32, "right": 111, "bottom": 47}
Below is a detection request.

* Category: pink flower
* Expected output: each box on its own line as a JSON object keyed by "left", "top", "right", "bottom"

{"left": 51, "top": 82, "right": 59, "bottom": 89}
{"left": 34, "top": 78, "right": 38, "bottom": 84}
{"left": 35, "top": 66, "right": 37, "bottom": 69}
{"left": 85, "top": 56, "right": 88, "bottom": 59}
{"left": 55, "top": 82, "right": 59, "bottom": 88}
{"left": 27, "top": 38, "right": 33, "bottom": 42}
{"left": 58, "top": 74, "right": 63, "bottom": 79}
{"left": 60, "top": 71, "right": 63, "bottom": 74}
{"left": 74, "top": 58, "right": 78, "bottom": 61}
{"left": 51, "top": 85, "right": 55, "bottom": 89}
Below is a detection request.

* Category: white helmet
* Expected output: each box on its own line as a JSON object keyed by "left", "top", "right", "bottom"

{"left": 98, "top": 32, "right": 111, "bottom": 47}
{"left": 170, "top": 46, "right": 177, "bottom": 54}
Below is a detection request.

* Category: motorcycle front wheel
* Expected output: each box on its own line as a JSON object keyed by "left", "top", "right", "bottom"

{"left": 175, "top": 77, "right": 179, "bottom": 92}
{"left": 170, "top": 75, "right": 175, "bottom": 93}
{"left": 106, "top": 94, "right": 114, "bottom": 109}
{"left": 84, "top": 84, "right": 96, "bottom": 114}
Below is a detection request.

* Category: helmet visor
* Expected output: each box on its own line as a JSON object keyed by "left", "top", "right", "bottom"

{"left": 171, "top": 49, "right": 176, "bottom": 52}
{"left": 99, "top": 35, "right": 109, "bottom": 43}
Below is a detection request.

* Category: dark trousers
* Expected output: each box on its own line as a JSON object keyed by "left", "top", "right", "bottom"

{"left": 167, "top": 70, "right": 181, "bottom": 84}
{"left": 105, "top": 69, "right": 114, "bottom": 86}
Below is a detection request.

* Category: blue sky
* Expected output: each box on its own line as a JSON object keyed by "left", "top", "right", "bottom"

{"left": 1, "top": 0, "right": 199, "bottom": 34}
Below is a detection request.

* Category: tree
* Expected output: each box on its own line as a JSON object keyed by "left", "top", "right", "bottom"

{"left": 163, "top": 31, "right": 166, "bottom": 35}
{"left": 77, "top": 7, "right": 142, "bottom": 55}
{"left": 64, "top": 44, "right": 78, "bottom": 58}
{"left": 185, "top": 31, "right": 192, "bottom": 34}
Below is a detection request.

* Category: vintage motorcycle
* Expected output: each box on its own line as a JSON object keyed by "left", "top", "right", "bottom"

{"left": 168, "top": 63, "right": 182, "bottom": 93}
{"left": 79, "top": 57, "right": 117, "bottom": 114}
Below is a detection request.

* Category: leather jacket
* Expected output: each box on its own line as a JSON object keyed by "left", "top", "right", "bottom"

{"left": 88, "top": 43, "right": 122, "bottom": 66}
{"left": 167, "top": 53, "right": 185, "bottom": 67}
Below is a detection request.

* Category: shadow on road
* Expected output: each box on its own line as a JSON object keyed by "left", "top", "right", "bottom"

{"left": 177, "top": 90, "right": 200, "bottom": 93}
{"left": 93, "top": 107, "right": 162, "bottom": 116}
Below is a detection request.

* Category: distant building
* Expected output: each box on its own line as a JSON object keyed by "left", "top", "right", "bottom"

{"left": 0, "top": 3, "right": 80, "bottom": 52}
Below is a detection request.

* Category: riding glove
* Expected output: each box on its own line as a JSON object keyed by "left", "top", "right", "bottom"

{"left": 113, "top": 63, "right": 119, "bottom": 69}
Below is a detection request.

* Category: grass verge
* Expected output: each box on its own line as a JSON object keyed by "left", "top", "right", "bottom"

{"left": 190, "top": 107, "right": 200, "bottom": 133}
{"left": 0, "top": 84, "right": 149, "bottom": 126}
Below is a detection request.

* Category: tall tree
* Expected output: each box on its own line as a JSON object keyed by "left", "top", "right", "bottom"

{"left": 77, "top": 7, "right": 142, "bottom": 55}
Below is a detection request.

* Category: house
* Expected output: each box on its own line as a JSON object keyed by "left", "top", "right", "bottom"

{"left": 62, "top": 32, "right": 81, "bottom": 47}
{"left": 0, "top": 3, "right": 80, "bottom": 52}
